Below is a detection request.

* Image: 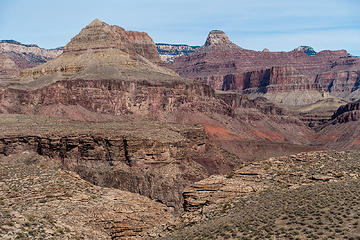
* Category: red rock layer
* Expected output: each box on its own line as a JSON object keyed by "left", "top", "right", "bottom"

{"left": 222, "top": 66, "right": 323, "bottom": 93}
{"left": 170, "top": 30, "right": 359, "bottom": 98}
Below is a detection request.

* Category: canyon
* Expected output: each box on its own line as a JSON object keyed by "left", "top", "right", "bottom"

{"left": 0, "top": 19, "right": 359, "bottom": 239}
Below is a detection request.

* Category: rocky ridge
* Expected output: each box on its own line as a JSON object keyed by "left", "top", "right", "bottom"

{"left": 170, "top": 30, "right": 360, "bottom": 104}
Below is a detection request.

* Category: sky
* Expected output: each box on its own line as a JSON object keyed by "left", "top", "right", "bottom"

{"left": 1, "top": 0, "right": 359, "bottom": 55}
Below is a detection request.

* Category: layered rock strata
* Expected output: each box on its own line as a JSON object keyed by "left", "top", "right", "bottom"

{"left": 63, "top": 19, "right": 161, "bottom": 64}
{"left": 170, "top": 30, "right": 360, "bottom": 103}
{"left": 181, "top": 150, "right": 360, "bottom": 221}
{"left": 0, "top": 152, "right": 173, "bottom": 239}
{"left": 0, "top": 114, "right": 209, "bottom": 210}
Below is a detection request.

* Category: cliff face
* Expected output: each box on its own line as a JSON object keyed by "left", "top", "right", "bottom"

{"left": 315, "top": 70, "right": 360, "bottom": 99}
{"left": 0, "top": 115, "right": 211, "bottom": 211}
{"left": 170, "top": 30, "right": 359, "bottom": 104}
{"left": 308, "top": 99, "right": 360, "bottom": 150}
{"left": 0, "top": 40, "right": 62, "bottom": 81}
{"left": 331, "top": 99, "right": 360, "bottom": 124}
{"left": 0, "top": 79, "right": 223, "bottom": 121}
{"left": 222, "top": 66, "right": 317, "bottom": 93}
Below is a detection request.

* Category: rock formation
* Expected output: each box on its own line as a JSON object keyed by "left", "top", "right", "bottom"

{"left": 182, "top": 150, "right": 360, "bottom": 215}
{"left": 0, "top": 20, "right": 333, "bottom": 214}
{"left": 161, "top": 150, "right": 360, "bottom": 239}
{"left": 0, "top": 19, "right": 313, "bottom": 147}
{"left": 170, "top": 30, "right": 360, "bottom": 104}
{"left": 313, "top": 99, "right": 360, "bottom": 150}
{"left": 331, "top": 99, "right": 360, "bottom": 123}
{"left": 203, "top": 30, "right": 240, "bottom": 49}
{"left": 0, "top": 151, "right": 173, "bottom": 239}
{"left": 63, "top": 19, "right": 161, "bottom": 65}
{"left": 314, "top": 56, "right": 360, "bottom": 100}
{"left": 0, "top": 114, "right": 211, "bottom": 210}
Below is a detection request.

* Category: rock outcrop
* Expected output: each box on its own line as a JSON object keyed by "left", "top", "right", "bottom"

{"left": 2, "top": 20, "right": 359, "bottom": 222}
{"left": 0, "top": 152, "right": 173, "bottom": 239}
{"left": 221, "top": 66, "right": 328, "bottom": 105}
{"left": 180, "top": 150, "right": 360, "bottom": 220}
{"left": 315, "top": 69, "right": 360, "bottom": 100}
{"left": 312, "top": 99, "right": 360, "bottom": 150}
{"left": 161, "top": 150, "right": 360, "bottom": 239}
{"left": 294, "top": 97, "right": 349, "bottom": 128}
{"left": 0, "top": 19, "right": 313, "bottom": 148}
{"left": 10, "top": 19, "right": 176, "bottom": 86}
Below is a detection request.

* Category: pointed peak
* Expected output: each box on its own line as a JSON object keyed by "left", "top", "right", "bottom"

{"left": 88, "top": 18, "right": 105, "bottom": 27}
{"left": 203, "top": 30, "right": 243, "bottom": 51}
{"left": 204, "top": 30, "right": 231, "bottom": 47}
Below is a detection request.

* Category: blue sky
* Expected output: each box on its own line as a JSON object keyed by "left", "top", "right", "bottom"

{"left": 1, "top": 0, "right": 359, "bottom": 55}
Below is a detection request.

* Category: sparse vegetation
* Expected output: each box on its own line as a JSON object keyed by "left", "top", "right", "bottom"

{"left": 0, "top": 152, "right": 172, "bottom": 239}
{"left": 161, "top": 151, "right": 360, "bottom": 239}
